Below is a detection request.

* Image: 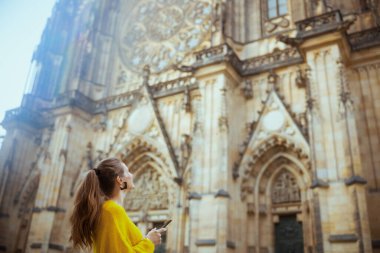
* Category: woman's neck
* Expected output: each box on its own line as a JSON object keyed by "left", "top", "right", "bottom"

{"left": 110, "top": 190, "right": 125, "bottom": 205}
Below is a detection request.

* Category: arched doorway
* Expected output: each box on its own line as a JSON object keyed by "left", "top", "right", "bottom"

{"left": 271, "top": 169, "right": 304, "bottom": 253}
{"left": 240, "top": 136, "right": 314, "bottom": 253}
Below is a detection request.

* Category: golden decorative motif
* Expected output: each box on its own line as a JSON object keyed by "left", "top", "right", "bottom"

{"left": 119, "top": 0, "right": 214, "bottom": 73}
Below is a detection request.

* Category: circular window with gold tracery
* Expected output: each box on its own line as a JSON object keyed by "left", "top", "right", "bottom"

{"left": 119, "top": 0, "right": 214, "bottom": 74}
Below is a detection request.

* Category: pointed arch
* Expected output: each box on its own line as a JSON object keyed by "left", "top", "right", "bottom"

{"left": 240, "top": 139, "right": 314, "bottom": 252}
{"left": 122, "top": 162, "right": 172, "bottom": 212}
{"left": 252, "top": 133, "right": 308, "bottom": 160}
{"left": 235, "top": 89, "right": 309, "bottom": 181}
{"left": 113, "top": 138, "right": 177, "bottom": 221}
{"left": 269, "top": 168, "right": 301, "bottom": 204}
{"left": 240, "top": 135, "right": 311, "bottom": 202}
{"left": 239, "top": 134, "right": 309, "bottom": 184}
{"left": 116, "top": 137, "right": 177, "bottom": 179}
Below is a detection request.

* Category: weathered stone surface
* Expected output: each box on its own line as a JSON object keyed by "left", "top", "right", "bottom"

{"left": 0, "top": 1, "right": 379, "bottom": 253}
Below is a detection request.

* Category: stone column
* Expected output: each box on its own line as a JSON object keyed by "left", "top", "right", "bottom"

{"left": 188, "top": 68, "right": 233, "bottom": 253}
{"left": 25, "top": 115, "right": 71, "bottom": 253}
{"left": 305, "top": 44, "right": 372, "bottom": 253}
{"left": 0, "top": 123, "right": 40, "bottom": 253}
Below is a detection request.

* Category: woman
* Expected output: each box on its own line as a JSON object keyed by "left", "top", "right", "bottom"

{"left": 69, "top": 157, "right": 165, "bottom": 252}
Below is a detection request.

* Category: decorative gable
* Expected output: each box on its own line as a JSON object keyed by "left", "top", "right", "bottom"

{"left": 247, "top": 90, "right": 309, "bottom": 156}
{"left": 236, "top": 89, "right": 311, "bottom": 201}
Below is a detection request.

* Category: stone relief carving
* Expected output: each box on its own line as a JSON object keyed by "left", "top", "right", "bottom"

{"left": 296, "top": 10, "right": 340, "bottom": 33}
{"left": 272, "top": 170, "right": 301, "bottom": 204}
{"left": 336, "top": 58, "right": 354, "bottom": 118}
{"left": 195, "top": 44, "right": 303, "bottom": 77}
{"left": 182, "top": 86, "right": 192, "bottom": 112}
{"left": 93, "top": 104, "right": 108, "bottom": 131}
{"left": 349, "top": 27, "right": 380, "bottom": 50}
{"left": 214, "top": 0, "right": 227, "bottom": 35}
{"left": 152, "top": 76, "right": 197, "bottom": 95}
{"left": 146, "top": 124, "right": 160, "bottom": 138}
{"left": 239, "top": 134, "right": 309, "bottom": 201}
{"left": 218, "top": 85, "right": 229, "bottom": 132}
{"left": 295, "top": 67, "right": 307, "bottom": 88}
{"left": 247, "top": 202, "right": 255, "bottom": 215}
{"left": 267, "top": 69, "right": 279, "bottom": 91}
{"left": 183, "top": 165, "right": 192, "bottom": 194}
{"left": 124, "top": 168, "right": 169, "bottom": 211}
{"left": 303, "top": 65, "right": 317, "bottom": 115}
{"left": 180, "top": 134, "right": 192, "bottom": 173}
{"left": 264, "top": 17, "right": 290, "bottom": 33}
{"left": 17, "top": 177, "right": 39, "bottom": 218}
{"left": 119, "top": 0, "right": 213, "bottom": 74}
{"left": 242, "top": 79, "right": 253, "bottom": 99}
{"left": 234, "top": 89, "right": 310, "bottom": 183}
{"left": 117, "top": 69, "right": 128, "bottom": 85}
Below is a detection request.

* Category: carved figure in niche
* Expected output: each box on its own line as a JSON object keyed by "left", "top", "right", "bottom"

{"left": 295, "top": 67, "right": 306, "bottom": 88}
{"left": 117, "top": 70, "right": 127, "bottom": 85}
{"left": 267, "top": 69, "right": 278, "bottom": 90}
{"left": 215, "top": 0, "right": 227, "bottom": 34}
{"left": 180, "top": 134, "right": 192, "bottom": 175}
{"left": 182, "top": 87, "right": 191, "bottom": 112}
{"left": 94, "top": 104, "right": 108, "bottom": 131}
{"left": 272, "top": 170, "right": 301, "bottom": 204}
{"left": 242, "top": 79, "right": 253, "bottom": 99}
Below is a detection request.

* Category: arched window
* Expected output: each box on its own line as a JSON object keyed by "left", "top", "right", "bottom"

{"left": 268, "top": 0, "right": 288, "bottom": 19}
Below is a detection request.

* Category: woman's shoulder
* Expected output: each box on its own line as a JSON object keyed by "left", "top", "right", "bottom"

{"left": 102, "top": 200, "right": 126, "bottom": 217}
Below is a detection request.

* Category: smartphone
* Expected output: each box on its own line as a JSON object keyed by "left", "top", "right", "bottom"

{"left": 160, "top": 219, "right": 172, "bottom": 229}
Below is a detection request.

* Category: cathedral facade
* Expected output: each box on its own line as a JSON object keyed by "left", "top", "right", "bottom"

{"left": 0, "top": 0, "right": 380, "bottom": 252}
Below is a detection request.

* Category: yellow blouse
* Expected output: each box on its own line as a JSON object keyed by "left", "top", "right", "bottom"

{"left": 93, "top": 200, "right": 154, "bottom": 253}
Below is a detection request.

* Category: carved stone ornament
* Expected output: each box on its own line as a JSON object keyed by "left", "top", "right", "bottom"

{"left": 194, "top": 44, "right": 302, "bottom": 77}
{"left": 235, "top": 90, "right": 310, "bottom": 187}
{"left": 182, "top": 86, "right": 192, "bottom": 112}
{"left": 242, "top": 79, "right": 253, "bottom": 99}
{"left": 295, "top": 67, "right": 307, "bottom": 88}
{"left": 119, "top": 0, "right": 213, "bottom": 74}
{"left": 117, "top": 69, "right": 128, "bottom": 85}
{"left": 272, "top": 170, "right": 301, "bottom": 204}
{"left": 124, "top": 168, "right": 169, "bottom": 211}
{"left": 265, "top": 17, "right": 290, "bottom": 33}
{"left": 180, "top": 134, "right": 192, "bottom": 173}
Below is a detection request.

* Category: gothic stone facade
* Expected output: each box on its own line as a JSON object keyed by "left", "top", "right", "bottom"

{"left": 0, "top": 0, "right": 380, "bottom": 253}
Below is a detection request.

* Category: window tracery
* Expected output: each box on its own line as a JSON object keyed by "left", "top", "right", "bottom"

{"left": 119, "top": 0, "right": 214, "bottom": 74}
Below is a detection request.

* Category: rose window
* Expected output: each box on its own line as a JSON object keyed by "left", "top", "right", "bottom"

{"left": 119, "top": 0, "right": 213, "bottom": 74}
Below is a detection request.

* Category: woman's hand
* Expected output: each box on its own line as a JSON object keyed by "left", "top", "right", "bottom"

{"left": 146, "top": 228, "right": 166, "bottom": 245}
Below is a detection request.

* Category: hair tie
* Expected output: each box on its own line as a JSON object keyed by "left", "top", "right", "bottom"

{"left": 92, "top": 168, "right": 99, "bottom": 176}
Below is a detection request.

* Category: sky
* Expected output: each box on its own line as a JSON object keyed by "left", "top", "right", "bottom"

{"left": 0, "top": 0, "right": 56, "bottom": 138}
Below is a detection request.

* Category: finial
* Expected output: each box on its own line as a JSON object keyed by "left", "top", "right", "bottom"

{"left": 143, "top": 65, "right": 150, "bottom": 86}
